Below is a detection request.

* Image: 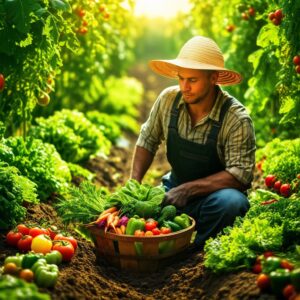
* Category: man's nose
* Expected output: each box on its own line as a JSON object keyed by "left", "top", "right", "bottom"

{"left": 182, "top": 80, "right": 190, "bottom": 91}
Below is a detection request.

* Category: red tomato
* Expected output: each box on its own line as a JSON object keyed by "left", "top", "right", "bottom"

{"left": 265, "top": 175, "right": 276, "bottom": 188}
{"left": 283, "top": 284, "right": 296, "bottom": 300}
{"left": 268, "top": 12, "right": 275, "bottom": 21}
{"left": 296, "top": 65, "right": 300, "bottom": 74}
{"left": 0, "top": 73, "right": 5, "bottom": 92}
{"left": 54, "top": 234, "right": 78, "bottom": 250}
{"left": 280, "top": 259, "right": 294, "bottom": 271}
{"left": 17, "top": 235, "right": 33, "bottom": 252}
{"left": 274, "top": 9, "right": 283, "bottom": 20}
{"left": 6, "top": 230, "right": 23, "bottom": 246}
{"left": 47, "top": 225, "right": 59, "bottom": 240}
{"left": 29, "top": 227, "right": 50, "bottom": 238}
{"left": 145, "top": 219, "right": 158, "bottom": 231}
{"left": 273, "top": 180, "right": 282, "bottom": 192}
{"left": 52, "top": 240, "right": 75, "bottom": 262}
{"left": 248, "top": 7, "right": 255, "bottom": 17}
{"left": 17, "top": 224, "right": 30, "bottom": 235}
{"left": 263, "top": 251, "right": 274, "bottom": 258}
{"left": 76, "top": 8, "right": 85, "bottom": 18}
{"left": 152, "top": 228, "right": 161, "bottom": 235}
{"left": 252, "top": 263, "right": 262, "bottom": 274}
{"left": 256, "top": 273, "right": 270, "bottom": 291}
{"left": 280, "top": 183, "right": 291, "bottom": 197}
{"left": 293, "top": 55, "right": 300, "bottom": 66}
{"left": 160, "top": 227, "right": 172, "bottom": 234}
{"left": 272, "top": 18, "right": 281, "bottom": 26}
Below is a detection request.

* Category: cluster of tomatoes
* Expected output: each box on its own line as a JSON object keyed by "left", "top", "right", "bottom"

{"left": 6, "top": 224, "right": 77, "bottom": 262}
{"left": 293, "top": 55, "right": 300, "bottom": 75}
{"left": 241, "top": 7, "right": 255, "bottom": 21}
{"left": 268, "top": 9, "right": 284, "bottom": 26}
{"left": 264, "top": 174, "right": 293, "bottom": 198}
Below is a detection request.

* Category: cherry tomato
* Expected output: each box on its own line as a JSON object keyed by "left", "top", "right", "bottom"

{"left": 268, "top": 12, "right": 275, "bottom": 21}
{"left": 152, "top": 228, "right": 161, "bottom": 235}
{"left": 274, "top": 9, "right": 283, "bottom": 20}
{"left": 273, "top": 180, "right": 282, "bottom": 192}
{"left": 0, "top": 73, "right": 5, "bottom": 92}
{"left": 31, "top": 234, "right": 53, "bottom": 254}
{"left": 280, "top": 259, "right": 294, "bottom": 271}
{"left": 29, "top": 227, "right": 49, "bottom": 238}
{"left": 76, "top": 8, "right": 85, "bottom": 18}
{"left": 252, "top": 263, "right": 262, "bottom": 274}
{"left": 17, "top": 235, "right": 33, "bottom": 252}
{"left": 248, "top": 7, "right": 255, "bottom": 17}
{"left": 256, "top": 273, "right": 270, "bottom": 291}
{"left": 160, "top": 227, "right": 172, "bottom": 234}
{"left": 263, "top": 251, "right": 274, "bottom": 258}
{"left": 19, "top": 269, "right": 34, "bottom": 282}
{"left": 3, "top": 262, "right": 18, "bottom": 275}
{"left": 293, "top": 55, "right": 300, "bottom": 66}
{"left": 280, "top": 183, "right": 291, "bottom": 197}
{"left": 17, "top": 224, "right": 30, "bottom": 235}
{"left": 265, "top": 174, "right": 276, "bottom": 188}
{"left": 296, "top": 65, "right": 300, "bottom": 74}
{"left": 47, "top": 225, "right": 59, "bottom": 240}
{"left": 134, "top": 230, "right": 145, "bottom": 237}
{"left": 283, "top": 284, "right": 296, "bottom": 300}
{"left": 54, "top": 234, "right": 78, "bottom": 250}
{"left": 6, "top": 230, "right": 23, "bottom": 246}
{"left": 145, "top": 219, "right": 158, "bottom": 231}
{"left": 52, "top": 240, "right": 75, "bottom": 262}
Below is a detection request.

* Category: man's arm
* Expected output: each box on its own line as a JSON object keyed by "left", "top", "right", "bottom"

{"left": 164, "top": 170, "right": 247, "bottom": 207}
{"left": 130, "top": 146, "right": 155, "bottom": 183}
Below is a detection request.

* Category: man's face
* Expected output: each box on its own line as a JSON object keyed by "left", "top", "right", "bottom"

{"left": 177, "top": 68, "right": 218, "bottom": 105}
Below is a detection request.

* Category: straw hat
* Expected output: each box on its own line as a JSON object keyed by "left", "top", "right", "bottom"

{"left": 149, "top": 36, "right": 242, "bottom": 86}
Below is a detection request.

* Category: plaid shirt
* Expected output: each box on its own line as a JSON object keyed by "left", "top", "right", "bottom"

{"left": 136, "top": 85, "right": 256, "bottom": 186}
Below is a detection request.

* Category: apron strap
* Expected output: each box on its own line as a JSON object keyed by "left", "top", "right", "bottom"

{"left": 168, "top": 91, "right": 182, "bottom": 130}
{"left": 207, "top": 97, "right": 234, "bottom": 143}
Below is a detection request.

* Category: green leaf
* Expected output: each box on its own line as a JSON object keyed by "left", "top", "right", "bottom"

{"left": 257, "top": 24, "right": 279, "bottom": 48}
{"left": 4, "top": 0, "right": 42, "bottom": 34}
{"left": 50, "top": 0, "right": 71, "bottom": 12}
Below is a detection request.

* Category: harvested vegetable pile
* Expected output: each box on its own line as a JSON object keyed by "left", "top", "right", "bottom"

{"left": 0, "top": 146, "right": 270, "bottom": 300}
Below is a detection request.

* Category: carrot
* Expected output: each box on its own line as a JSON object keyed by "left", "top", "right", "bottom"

{"left": 115, "top": 227, "right": 123, "bottom": 235}
{"left": 99, "top": 206, "right": 117, "bottom": 218}
{"left": 94, "top": 212, "right": 111, "bottom": 224}
{"left": 120, "top": 225, "right": 126, "bottom": 234}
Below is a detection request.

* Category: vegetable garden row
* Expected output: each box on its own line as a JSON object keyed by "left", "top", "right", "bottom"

{"left": 1, "top": 0, "right": 300, "bottom": 299}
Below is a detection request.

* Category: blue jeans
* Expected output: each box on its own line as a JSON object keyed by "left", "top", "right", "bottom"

{"left": 162, "top": 172, "right": 250, "bottom": 249}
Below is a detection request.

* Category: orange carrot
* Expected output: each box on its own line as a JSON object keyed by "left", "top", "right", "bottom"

{"left": 99, "top": 206, "right": 117, "bottom": 218}
{"left": 115, "top": 227, "right": 123, "bottom": 235}
{"left": 120, "top": 225, "right": 126, "bottom": 234}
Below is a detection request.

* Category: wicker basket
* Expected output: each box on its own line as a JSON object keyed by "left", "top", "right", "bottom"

{"left": 85, "top": 217, "right": 195, "bottom": 272}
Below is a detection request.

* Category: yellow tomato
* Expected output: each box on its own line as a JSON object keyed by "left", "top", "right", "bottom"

{"left": 31, "top": 234, "right": 53, "bottom": 254}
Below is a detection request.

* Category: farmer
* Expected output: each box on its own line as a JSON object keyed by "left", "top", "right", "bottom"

{"left": 130, "top": 36, "right": 256, "bottom": 250}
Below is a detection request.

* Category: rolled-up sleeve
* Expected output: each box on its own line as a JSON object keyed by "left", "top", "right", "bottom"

{"left": 222, "top": 116, "right": 256, "bottom": 186}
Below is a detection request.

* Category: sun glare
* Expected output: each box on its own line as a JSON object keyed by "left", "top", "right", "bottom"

{"left": 134, "top": 0, "right": 191, "bottom": 19}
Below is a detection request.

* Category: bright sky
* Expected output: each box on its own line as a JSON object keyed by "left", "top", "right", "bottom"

{"left": 134, "top": 0, "right": 191, "bottom": 19}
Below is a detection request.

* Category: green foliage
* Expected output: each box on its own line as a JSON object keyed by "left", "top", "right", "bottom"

{"left": 0, "top": 136, "right": 71, "bottom": 200}
{"left": 0, "top": 163, "right": 38, "bottom": 229}
{"left": 29, "top": 109, "right": 111, "bottom": 163}
{"left": 0, "top": 0, "right": 77, "bottom": 136}
{"left": 67, "top": 163, "right": 95, "bottom": 182}
{"left": 56, "top": 180, "right": 109, "bottom": 224}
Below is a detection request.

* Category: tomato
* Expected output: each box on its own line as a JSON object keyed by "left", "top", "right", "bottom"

{"left": 17, "top": 235, "right": 33, "bottom": 252}
{"left": 296, "top": 65, "right": 300, "bottom": 74}
{"left": 160, "top": 227, "right": 172, "bottom": 234}
{"left": 47, "top": 225, "right": 59, "bottom": 240}
{"left": 283, "top": 284, "right": 296, "bottom": 300}
{"left": 263, "top": 251, "right": 274, "bottom": 258}
{"left": 6, "top": 230, "right": 23, "bottom": 246}
{"left": 145, "top": 219, "right": 158, "bottom": 231}
{"left": 76, "top": 8, "right": 85, "bottom": 18}
{"left": 103, "top": 12, "right": 110, "bottom": 19}
{"left": 252, "top": 263, "right": 262, "bottom": 274}
{"left": 78, "top": 27, "right": 88, "bottom": 35}
{"left": 241, "top": 12, "right": 249, "bottom": 20}
{"left": 3, "top": 262, "right": 19, "bottom": 275}
{"left": 37, "top": 92, "right": 50, "bottom": 106}
{"left": 145, "top": 231, "right": 154, "bottom": 236}
{"left": 280, "top": 183, "right": 291, "bottom": 197}
{"left": 274, "top": 9, "right": 283, "bottom": 20}
{"left": 226, "top": 25, "right": 235, "bottom": 32}
{"left": 17, "top": 224, "right": 30, "bottom": 235}
{"left": 29, "top": 227, "right": 49, "bottom": 238}
{"left": 31, "top": 234, "right": 53, "bottom": 254}
{"left": 54, "top": 234, "right": 78, "bottom": 250}
{"left": 265, "top": 174, "right": 276, "bottom": 188}
{"left": 280, "top": 259, "right": 294, "bottom": 271}
{"left": 99, "top": 4, "right": 106, "bottom": 12}
{"left": 272, "top": 18, "right": 281, "bottom": 26}
{"left": 52, "top": 240, "right": 75, "bottom": 262}
{"left": 152, "top": 228, "right": 161, "bottom": 235}
{"left": 82, "top": 20, "right": 88, "bottom": 27}
{"left": 134, "top": 230, "right": 145, "bottom": 237}
{"left": 256, "top": 273, "right": 270, "bottom": 291}
{"left": 273, "top": 180, "right": 282, "bottom": 192}
{"left": 268, "top": 12, "right": 275, "bottom": 21}
{"left": 19, "top": 269, "right": 34, "bottom": 282}
{"left": 248, "top": 7, "right": 255, "bottom": 17}
{"left": 293, "top": 55, "right": 300, "bottom": 66}
{"left": 0, "top": 73, "right": 5, "bottom": 92}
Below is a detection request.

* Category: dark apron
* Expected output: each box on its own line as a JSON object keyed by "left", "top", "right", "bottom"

{"left": 166, "top": 92, "right": 233, "bottom": 185}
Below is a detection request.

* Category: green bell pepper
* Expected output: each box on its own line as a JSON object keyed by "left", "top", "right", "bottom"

{"left": 45, "top": 250, "right": 62, "bottom": 265}
{"left": 22, "top": 252, "right": 44, "bottom": 269}
{"left": 125, "top": 216, "right": 145, "bottom": 235}
{"left": 290, "top": 268, "right": 300, "bottom": 291}
{"left": 173, "top": 213, "right": 190, "bottom": 229}
{"left": 269, "top": 268, "right": 291, "bottom": 296}
{"left": 4, "top": 254, "right": 24, "bottom": 268}
{"left": 262, "top": 256, "right": 281, "bottom": 274}
{"left": 163, "top": 220, "right": 182, "bottom": 232}
{"left": 32, "top": 259, "right": 59, "bottom": 288}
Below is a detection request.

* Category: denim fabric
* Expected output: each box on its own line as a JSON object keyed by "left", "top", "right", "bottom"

{"left": 162, "top": 171, "right": 250, "bottom": 249}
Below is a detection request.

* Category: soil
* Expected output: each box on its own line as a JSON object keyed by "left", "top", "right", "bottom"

{"left": 0, "top": 64, "right": 275, "bottom": 300}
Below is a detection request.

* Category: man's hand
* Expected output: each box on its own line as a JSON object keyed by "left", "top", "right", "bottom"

{"left": 163, "top": 185, "right": 191, "bottom": 208}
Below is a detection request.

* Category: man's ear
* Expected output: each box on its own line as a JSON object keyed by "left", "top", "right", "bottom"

{"left": 210, "top": 71, "right": 219, "bottom": 84}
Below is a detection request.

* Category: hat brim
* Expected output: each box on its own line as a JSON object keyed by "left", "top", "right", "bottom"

{"left": 149, "top": 59, "right": 242, "bottom": 86}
